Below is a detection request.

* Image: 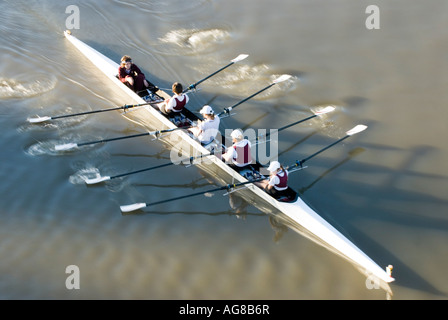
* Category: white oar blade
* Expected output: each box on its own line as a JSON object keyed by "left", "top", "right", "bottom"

{"left": 28, "top": 116, "right": 51, "bottom": 123}
{"left": 55, "top": 143, "right": 78, "bottom": 151}
{"left": 273, "top": 74, "right": 292, "bottom": 84}
{"left": 347, "top": 124, "right": 368, "bottom": 136}
{"left": 231, "top": 54, "right": 249, "bottom": 63}
{"left": 85, "top": 176, "right": 111, "bottom": 185}
{"left": 315, "top": 106, "right": 335, "bottom": 115}
{"left": 120, "top": 203, "right": 147, "bottom": 213}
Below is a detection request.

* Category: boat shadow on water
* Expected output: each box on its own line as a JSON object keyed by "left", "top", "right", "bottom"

{"left": 298, "top": 143, "right": 448, "bottom": 298}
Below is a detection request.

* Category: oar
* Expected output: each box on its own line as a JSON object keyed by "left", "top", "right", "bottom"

{"left": 120, "top": 177, "right": 266, "bottom": 212}
{"left": 84, "top": 109, "right": 329, "bottom": 184}
{"left": 119, "top": 124, "right": 367, "bottom": 212}
{"left": 27, "top": 102, "right": 156, "bottom": 124}
{"left": 57, "top": 75, "right": 294, "bottom": 151}
{"left": 183, "top": 54, "right": 249, "bottom": 93}
{"left": 292, "top": 124, "right": 368, "bottom": 168}
{"left": 85, "top": 151, "right": 217, "bottom": 184}
{"left": 278, "top": 106, "right": 334, "bottom": 132}
{"left": 31, "top": 54, "right": 248, "bottom": 123}
{"left": 227, "top": 126, "right": 366, "bottom": 194}
{"left": 216, "top": 74, "right": 292, "bottom": 117}
{"left": 55, "top": 131, "right": 162, "bottom": 151}
{"left": 258, "top": 106, "right": 335, "bottom": 142}
{"left": 146, "top": 74, "right": 294, "bottom": 138}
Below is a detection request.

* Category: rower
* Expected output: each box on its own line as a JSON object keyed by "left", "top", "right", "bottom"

{"left": 159, "top": 82, "right": 189, "bottom": 116}
{"left": 188, "top": 105, "right": 221, "bottom": 147}
{"left": 118, "top": 55, "right": 157, "bottom": 95}
{"left": 255, "top": 161, "right": 290, "bottom": 200}
{"left": 222, "top": 129, "right": 252, "bottom": 171}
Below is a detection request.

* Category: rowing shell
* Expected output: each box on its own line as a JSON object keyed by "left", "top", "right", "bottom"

{"left": 63, "top": 31, "right": 395, "bottom": 289}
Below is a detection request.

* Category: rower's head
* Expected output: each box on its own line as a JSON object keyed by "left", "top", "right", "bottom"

{"left": 172, "top": 82, "right": 183, "bottom": 95}
{"left": 230, "top": 129, "right": 244, "bottom": 142}
{"left": 267, "top": 161, "right": 281, "bottom": 173}
{"left": 121, "top": 55, "right": 132, "bottom": 68}
{"left": 200, "top": 105, "right": 214, "bottom": 119}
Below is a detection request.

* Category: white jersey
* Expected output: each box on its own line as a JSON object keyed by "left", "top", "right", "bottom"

{"left": 197, "top": 116, "right": 220, "bottom": 144}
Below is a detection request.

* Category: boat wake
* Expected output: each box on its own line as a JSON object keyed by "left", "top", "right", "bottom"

{"left": 0, "top": 76, "right": 56, "bottom": 99}
{"left": 69, "top": 164, "right": 129, "bottom": 193}
{"left": 69, "top": 166, "right": 102, "bottom": 185}
{"left": 159, "top": 28, "right": 231, "bottom": 55}
{"left": 25, "top": 139, "right": 66, "bottom": 156}
{"left": 21, "top": 104, "right": 92, "bottom": 132}
{"left": 25, "top": 134, "right": 100, "bottom": 156}
{"left": 219, "top": 70, "right": 298, "bottom": 99}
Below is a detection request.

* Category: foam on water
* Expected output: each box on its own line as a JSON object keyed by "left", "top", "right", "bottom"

{"left": 69, "top": 166, "right": 102, "bottom": 185}
{"left": 159, "top": 28, "right": 231, "bottom": 55}
{"left": 25, "top": 139, "right": 66, "bottom": 156}
{"left": 20, "top": 105, "right": 92, "bottom": 133}
{"left": 25, "top": 134, "right": 103, "bottom": 156}
{"left": 0, "top": 76, "right": 56, "bottom": 99}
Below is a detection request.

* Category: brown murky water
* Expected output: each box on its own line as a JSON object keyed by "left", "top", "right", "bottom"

{"left": 1, "top": 0, "right": 447, "bottom": 299}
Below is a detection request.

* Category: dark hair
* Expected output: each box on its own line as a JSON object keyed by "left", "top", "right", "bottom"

{"left": 172, "top": 82, "right": 183, "bottom": 94}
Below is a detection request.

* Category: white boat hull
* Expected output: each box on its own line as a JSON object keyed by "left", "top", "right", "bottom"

{"left": 63, "top": 31, "right": 395, "bottom": 289}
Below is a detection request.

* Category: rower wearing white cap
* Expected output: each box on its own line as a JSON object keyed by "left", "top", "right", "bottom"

{"left": 255, "top": 161, "right": 289, "bottom": 199}
{"left": 222, "top": 129, "right": 252, "bottom": 170}
{"left": 189, "top": 105, "right": 221, "bottom": 146}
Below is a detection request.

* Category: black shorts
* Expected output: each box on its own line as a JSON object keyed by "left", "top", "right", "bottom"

{"left": 265, "top": 186, "right": 285, "bottom": 198}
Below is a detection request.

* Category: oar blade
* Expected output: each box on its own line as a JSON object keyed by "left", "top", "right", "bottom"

{"left": 85, "top": 176, "right": 111, "bottom": 185}
{"left": 314, "top": 106, "right": 335, "bottom": 115}
{"left": 120, "top": 203, "right": 147, "bottom": 213}
{"left": 231, "top": 54, "right": 249, "bottom": 63}
{"left": 28, "top": 116, "right": 52, "bottom": 123}
{"left": 347, "top": 124, "right": 368, "bottom": 136}
{"left": 273, "top": 74, "right": 292, "bottom": 84}
{"left": 54, "top": 143, "right": 78, "bottom": 151}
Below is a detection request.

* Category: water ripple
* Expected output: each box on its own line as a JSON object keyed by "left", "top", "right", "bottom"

{"left": 0, "top": 76, "right": 57, "bottom": 99}
{"left": 158, "top": 28, "right": 231, "bottom": 56}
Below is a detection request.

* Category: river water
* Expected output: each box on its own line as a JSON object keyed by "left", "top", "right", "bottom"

{"left": 1, "top": 0, "right": 447, "bottom": 300}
